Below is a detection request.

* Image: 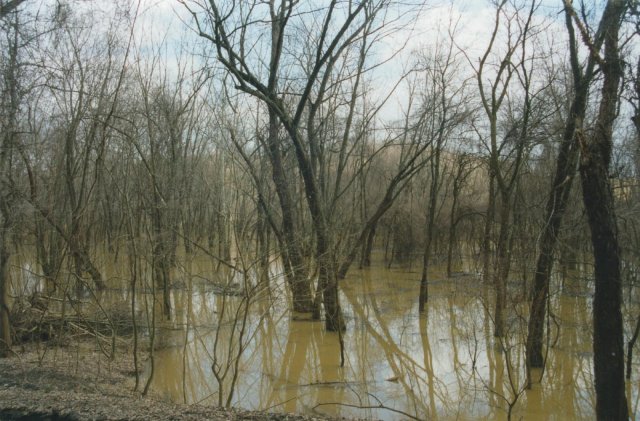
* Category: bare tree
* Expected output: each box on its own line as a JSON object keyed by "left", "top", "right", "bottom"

{"left": 417, "top": 42, "right": 470, "bottom": 310}
{"left": 567, "top": 0, "right": 629, "bottom": 417}
{"left": 183, "top": 0, "right": 427, "bottom": 332}
{"left": 0, "top": 4, "right": 21, "bottom": 357}
{"left": 526, "top": 0, "right": 610, "bottom": 374}
{"left": 0, "top": 0, "right": 49, "bottom": 357}
{"left": 445, "top": 152, "right": 478, "bottom": 277}
{"left": 29, "top": 3, "right": 136, "bottom": 294}
{"left": 465, "top": 0, "right": 540, "bottom": 336}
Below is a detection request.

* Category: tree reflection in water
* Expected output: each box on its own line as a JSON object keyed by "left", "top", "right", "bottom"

{"left": 141, "top": 256, "right": 639, "bottom": 420}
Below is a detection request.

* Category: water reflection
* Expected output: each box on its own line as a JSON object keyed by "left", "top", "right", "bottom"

{"left": 135, "top": 256, "right": 640, "bottom": 420}
{"left": 11, "top": 251, "right": 640, "bottom": 420}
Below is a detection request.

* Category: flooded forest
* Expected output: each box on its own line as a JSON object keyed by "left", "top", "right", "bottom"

{"left": 1, "top": 0, "right": 640, "bottom": 420}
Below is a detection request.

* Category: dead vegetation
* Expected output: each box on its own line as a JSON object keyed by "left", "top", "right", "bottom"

{"left": 0, "top": 340, "right": 352, "bottom": 421}
{"left": 10, "top": 292, "right": 134, "bottom": 354}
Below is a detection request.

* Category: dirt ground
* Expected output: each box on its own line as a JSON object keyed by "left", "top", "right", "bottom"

{"left": 0, "top": 342, "right": 348, "bottom": 421}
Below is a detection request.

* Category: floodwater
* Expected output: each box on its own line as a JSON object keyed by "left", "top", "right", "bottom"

{"left": 140, "top": 255, "right": 640, "bottom": 420}
{"left": 12, "top": 251, "right": 640, "bottom": 420}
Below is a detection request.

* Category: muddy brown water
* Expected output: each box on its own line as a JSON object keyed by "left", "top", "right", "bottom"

{"left": 11, "top": 252, "right": 640, "bottom": 420}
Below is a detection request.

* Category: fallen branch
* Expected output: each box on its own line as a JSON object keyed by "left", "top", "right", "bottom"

{"left": 313, "top": 401, "right": 421, "bottom": 420}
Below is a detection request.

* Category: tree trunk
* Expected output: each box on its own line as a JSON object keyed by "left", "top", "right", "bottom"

{"left": 266, "top": 110, "right": 313, "bottom": 313}
{"left": 0, "top": 209, "right": 11, "bottom": 357}
{"left": 526, "top": 87, "right": 585, "bottom": 369}
{"left": 525, "top": 1, "right": 606, "bottom": 371}
{"left": 256, "top": 203, "right": 271, "bottom": 287}
{"left": 581, "top": 134, "right": 628, "bottom": 419}
{"left": 419, "top": 145, "right": 443, "bottom": 311}
{"left": 481, "top": 171, "right": 495, "bottom": 282}
{"left": 151, "top": 203, "right": 171, "bottom": 319}
{"left": 577, "top": 0, "right": 628, "bottom": 416}
{"left": 493, "top": 193, "right": 512, "bottom": 337}
{"left": 446, "top": 188, "right": 460, "bottom": 278}
{"left": 317, "top": 247, "right": 344, "bottom": 332}
{"left": 359, "top": 224, "right": 376, "bottom": 269}
{"left": 0, "top": 14, "right": 19, "bottom": 355}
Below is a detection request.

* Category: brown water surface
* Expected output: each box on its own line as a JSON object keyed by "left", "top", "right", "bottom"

{"left": 12, "top": 251, "right": 640, "bottom": 420}
{"left": 141, "top": 257, "right": 640, "bottom": 420}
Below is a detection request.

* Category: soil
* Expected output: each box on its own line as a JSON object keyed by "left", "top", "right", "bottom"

{"left": 0, "top": 342, "right": 349, "bottom": 421}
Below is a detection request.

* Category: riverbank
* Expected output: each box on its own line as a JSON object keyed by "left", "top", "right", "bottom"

{"left": 0, "top": 342, "right": 346, "bottom": 421}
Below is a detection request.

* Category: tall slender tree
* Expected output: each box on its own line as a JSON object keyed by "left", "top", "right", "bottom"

{"left": 0, "top": 4, "right": 21, "bottom": 357}
{"left": 568, "top": 0, "right": 629, "bottom": 417}
{"left": 526, "top": 0, "right": 608, "bottom": 373}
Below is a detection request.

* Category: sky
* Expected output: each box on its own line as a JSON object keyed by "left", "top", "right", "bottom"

{"left": 19, "top": 0, "right": 588, "bottom": 125}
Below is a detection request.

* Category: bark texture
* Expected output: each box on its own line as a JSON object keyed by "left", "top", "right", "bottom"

{"left": 526, "top": 6, "right": 591, "bottom": 367}
{"left": 575, "top": 0, "right": 628, "bottom": 417}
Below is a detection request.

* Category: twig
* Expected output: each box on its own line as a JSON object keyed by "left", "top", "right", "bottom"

{"left": 313, "top": 401, "right": 421, "bottom": 420}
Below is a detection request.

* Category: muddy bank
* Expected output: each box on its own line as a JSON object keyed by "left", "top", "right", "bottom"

{"left": 0, "top": 344, "right": 351, "bottom": 421}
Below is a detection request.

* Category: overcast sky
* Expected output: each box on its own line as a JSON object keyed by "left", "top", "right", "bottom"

{"left": 127, "top": 0, "right": 574, "bottom": 124}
